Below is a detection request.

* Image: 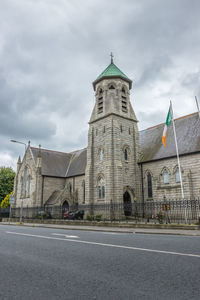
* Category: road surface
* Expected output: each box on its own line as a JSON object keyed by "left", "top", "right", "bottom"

{"left": 0, "top": 224, "right": 199, "bottom": 300}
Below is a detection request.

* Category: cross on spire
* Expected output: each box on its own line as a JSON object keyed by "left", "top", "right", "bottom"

{"left": 110, "top": 52, "right": 114, "bottom": 63}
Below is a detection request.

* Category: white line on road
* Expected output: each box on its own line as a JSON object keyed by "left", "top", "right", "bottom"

{"left": 51, "top": 233, "right": 79, "bottom": 238}
{"left": 98, "top": 232, "right": 128, "bottom": 235}
{"left": 6, "top": 231, "right": 200, "bottom": 258}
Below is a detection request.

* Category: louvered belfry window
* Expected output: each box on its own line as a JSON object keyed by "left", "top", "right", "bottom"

{"left": 121, "top": 87, "right": 127, "bottom": 113}
{"left": 98, "top": 89, "right": 103, "bottom": 114}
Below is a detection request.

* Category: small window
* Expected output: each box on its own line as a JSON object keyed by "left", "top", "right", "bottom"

{"left": 147, "top": 172, "right": 153, "bottom": 198}
{"left": 98, "top": 186, "right": 102, "bottom": 198}
{"left": 69, "top": 183, "right": 72, "bottom": 195}
{"left": 163, "top": 170, "right": 169, "bottom": 184}
{"left": 102, "top": 186, "right": 105, "bottom": 198}
{"left": 176, "top": 168, "right": 180, "bottom": 183}
{"left": 98, "top": 176, "right": 105, "bottom": 199}
{"left": 129, "top": 128, "right": 131, "bottom": 135}
{"left": 99, "top": 148, "right": 103, "bottom": 161}
{"left": 122, "top": 87, "right": 126, "bottom": 93}
{"left": 103, "top": 126, "right": 105, "bottom": 133}
{"left": 109, "top": 85, "right": 115, "bottom": 89}
{"left": 120, "top": 125, "right": 123, "bottom": 133}
{"left": 98, "top": 186, "right": 105, "bottom": 199}
{"left": 124, "top": 148, "right": 128, "bottom": 161}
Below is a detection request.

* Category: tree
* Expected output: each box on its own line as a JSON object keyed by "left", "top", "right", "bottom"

{"left": 0, "top": 191, "right": 13, "bottom": 208}
{"left": 0, "top": 167, "right": 15, "bottom": 204}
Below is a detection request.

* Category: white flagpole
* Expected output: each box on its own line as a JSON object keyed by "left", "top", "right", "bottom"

{"left": 195, "top": 96, "right": 200, "bottom": 119}
{"left": 170, "top": 101, "right": 187, "bottom": 223}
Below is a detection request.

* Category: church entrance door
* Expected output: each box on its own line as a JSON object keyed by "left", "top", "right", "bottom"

{"left": 123, "top": 191, "right": 132, "bottom": 216}
{"left": 62, "top": 200, "right": 69, "bottom": 212}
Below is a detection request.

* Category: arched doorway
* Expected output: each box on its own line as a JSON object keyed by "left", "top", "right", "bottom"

{"left": 62, "top": 200, "right": 69, "bottom": 212}
{"left": 123, "top": 191, "right": 132, "bottom": 216}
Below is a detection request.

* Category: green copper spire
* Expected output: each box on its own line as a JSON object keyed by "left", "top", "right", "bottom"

{"left": 93, "top": 54, "right": 132, "bottom": 90}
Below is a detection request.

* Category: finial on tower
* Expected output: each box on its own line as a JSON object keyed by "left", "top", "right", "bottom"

{"left": 38, "top": 144, "right": 41, "bottom": 158}
{"left": 110, "top": 52, "right": 114, "bottom": 64}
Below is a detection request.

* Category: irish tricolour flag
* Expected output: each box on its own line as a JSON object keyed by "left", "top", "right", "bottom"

{"left": 162, "top": 104, "right": 173, "bottom": 147}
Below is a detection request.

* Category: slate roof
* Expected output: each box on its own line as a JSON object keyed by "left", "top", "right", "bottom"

{"left": 140, "top": 112, "right": 200, "bottom": 163}
{"left": 66, "top": 148, "right": 87, "bottom": 177}
{"left": 30, "top": 147, "right": 87, "bottom": 178}
{"left": 30, "top": 113, "right": 200, "bottom": 177}
{"left": 31, "top": 148, "right": 72, "bottom": 177}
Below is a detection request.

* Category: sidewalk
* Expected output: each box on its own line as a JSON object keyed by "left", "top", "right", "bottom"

{"left": 1, "top": 221, "right": 200, "bottom": 236}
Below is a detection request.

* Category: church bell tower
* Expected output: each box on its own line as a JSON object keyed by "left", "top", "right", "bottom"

{"left": 85, "top": 55, "right": 141, "bottom": 215}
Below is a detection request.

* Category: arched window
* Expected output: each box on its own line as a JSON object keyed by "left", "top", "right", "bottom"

{"left": 24, "top": 166, "right": 28, "bottom": 195}
{"left": 122, "top": 87, "right": 126, "bottom": 93}
{"left": 28, "top": 175, "right": 31, "bottom": 196}
{"left": 147, "top": 172, "right": 153, "bottom": 198}
{"left": 82, "top": 180, "right": 85, "bottom": 203}
{"left": 124, "top": 148, "right": 128, "bottom": 161}
{"left": 163, "top": 170, "right": 169, "bottom": 184}
{"left": 175, "top": 168, "right": 180, "bottom": 183}
{"left": 98, "top": 176, "right": 105, "bottom": 199}
{"left": 99, "top": 148, "right": 103, "bottom": 161}
{"left": 21, "top": 166, "right": 31, "bottom": 198}
{"left": 68, "top": 183, "right": 72, "bottom": 195}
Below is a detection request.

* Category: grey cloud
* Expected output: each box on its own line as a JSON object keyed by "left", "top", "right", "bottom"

{"left": 0, "top": 0, "right": 200, "bottom": 167}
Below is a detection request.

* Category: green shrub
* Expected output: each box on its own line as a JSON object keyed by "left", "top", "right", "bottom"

{"left": 95, "top": 214, "right": 102, "bottom": 221}
{"left": 86, "top": 214, "right": 94, "bottom": 221}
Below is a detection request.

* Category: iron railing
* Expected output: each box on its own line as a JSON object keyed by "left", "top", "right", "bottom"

{"left": 3, "top": 198, "right": 200, "bottom": 224}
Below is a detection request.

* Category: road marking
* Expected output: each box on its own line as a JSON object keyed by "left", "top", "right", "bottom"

{"left": 98, "top": 232, "right": 128, "bottom": 235}
{"left": 6, "top": 231, "right": 200, "bottom": 258}
{"left": 51, "top": 233, "right": 79, "bottom": 238}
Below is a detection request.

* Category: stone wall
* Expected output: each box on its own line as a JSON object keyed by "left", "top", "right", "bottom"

{"left": 141, "top": 153, "right": 200, "bottom": 201}
{"left": 15, "top": 147, "right": 38, "bottom": 207}
{"left": 85, "top": 76, "right": 142, "bottom": 210}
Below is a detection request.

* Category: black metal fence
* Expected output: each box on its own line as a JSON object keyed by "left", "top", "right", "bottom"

{"left": 0, "top": 207, "right": 9, "bottom": 220}
{"left": 3, "top": 199, "right": 200, "bottom": 224}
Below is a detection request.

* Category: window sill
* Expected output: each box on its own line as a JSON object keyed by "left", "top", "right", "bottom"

{"left": 157, "top": 184, "right": 181, "bottom": 190}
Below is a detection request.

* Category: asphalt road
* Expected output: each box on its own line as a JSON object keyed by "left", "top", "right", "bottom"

{"left": 0, "top": 225, "right": 199, "bottom": 300}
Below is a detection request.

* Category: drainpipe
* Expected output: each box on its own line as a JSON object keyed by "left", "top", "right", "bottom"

{"left": 41, "top": 175, "right": 44, "bottom": 207}
{"left": 141, "top": 164, "right": 145, "bottom": 218}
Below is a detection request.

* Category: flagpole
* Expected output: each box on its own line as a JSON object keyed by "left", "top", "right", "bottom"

{"left": 170, "top": 101, "right": 187, "bottom": 223}
{"left": 195, "top": 96, "right": 200, "bottom": 119}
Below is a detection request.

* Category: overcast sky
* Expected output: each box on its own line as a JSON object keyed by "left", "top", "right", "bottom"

{"left": 1, "top": 0, "right": 200, "bottom": 170}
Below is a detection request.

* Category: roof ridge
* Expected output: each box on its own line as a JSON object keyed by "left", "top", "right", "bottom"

{"left": 30, "top": 147, "right": 71, "bottom": 155}
{"left": 143, "top": 112, "right": 199, "bottom": 131}
{"left": 30, "top": 146, "right": 87, "bottom": 155}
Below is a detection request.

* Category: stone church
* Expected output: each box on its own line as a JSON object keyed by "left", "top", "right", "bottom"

{"left": 13, "top": 57, "right": 200, "bottom": 217}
